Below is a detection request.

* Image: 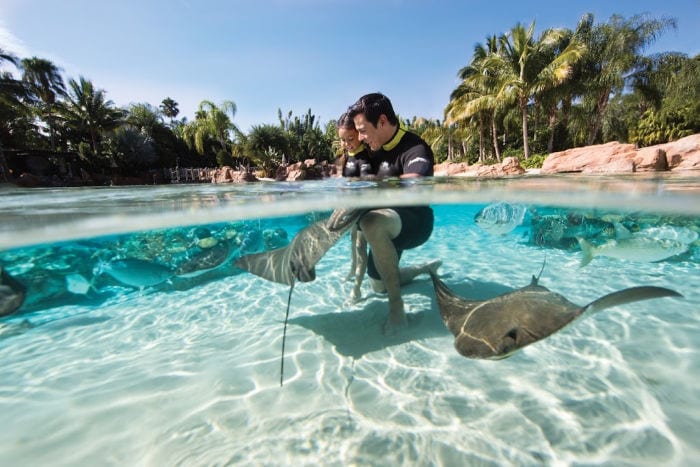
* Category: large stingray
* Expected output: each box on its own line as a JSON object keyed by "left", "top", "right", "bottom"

{"left": 429, "top": 269, "right": 682, "bottom": 359}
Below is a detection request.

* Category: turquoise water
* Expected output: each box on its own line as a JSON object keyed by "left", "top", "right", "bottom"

{"left": 1, "top": 177, "right": 699, "bottom": 465}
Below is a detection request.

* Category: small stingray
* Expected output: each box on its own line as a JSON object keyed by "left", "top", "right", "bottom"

{"left": 235, "top": 208, "right": 367, "bottom": 285}
{"left": 235, "top": 208, "right": 367, "bottom": 385}
{"left": 429, "top": 267, "right": 682, "bottom": 359}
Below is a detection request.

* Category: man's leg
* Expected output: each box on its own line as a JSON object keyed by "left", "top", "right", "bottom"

{"left": 369, "top": 259, "right": 443, "bottom": 293}
{"left": 358, "top": 209, "right": 405, "bottom": 331}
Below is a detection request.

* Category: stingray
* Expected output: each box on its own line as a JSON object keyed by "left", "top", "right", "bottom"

{"left": 234, "top": 208, "right": 367, "bottom": 285}
{"left": 429, "top": 267, "right": 682, "bottom": 359}
{"left": 234, "top": 208, "right": 368, "bottom": 385}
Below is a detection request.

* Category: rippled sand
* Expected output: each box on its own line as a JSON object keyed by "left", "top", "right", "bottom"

{"left": 1, "top": 201, "right": 698, "bottom": 465}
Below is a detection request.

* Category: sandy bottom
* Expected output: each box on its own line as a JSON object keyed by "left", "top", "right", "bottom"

{"left": 0, "top": 204, "right": 699, "bottom": 465}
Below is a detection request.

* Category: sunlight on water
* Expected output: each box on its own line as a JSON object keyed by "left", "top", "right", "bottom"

{"left": 0, "top": 176, "right": 699, "bottom": 465}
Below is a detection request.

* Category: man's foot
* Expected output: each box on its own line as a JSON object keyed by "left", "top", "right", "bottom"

{"left": 351, "top": 285, "right": 362, "bottom": 302}
{"left": 421, "top": 259, "right": 442, "bottom": 275}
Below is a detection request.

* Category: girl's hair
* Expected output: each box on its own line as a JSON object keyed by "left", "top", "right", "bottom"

{"left": 337, "top": 111, "right": 355, "bottom": 130}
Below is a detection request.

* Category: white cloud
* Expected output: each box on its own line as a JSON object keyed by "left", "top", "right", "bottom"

{"left": 0, "top": 20, "right": 29, "bottom": 71}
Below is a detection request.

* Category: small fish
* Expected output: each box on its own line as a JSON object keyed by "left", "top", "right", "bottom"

{"left": 65, "top": 273, "right": 94, "bottom": 294}
{"left": 474, "top": 202, "right": 528, "bottom": 235}
{"left": 96, "top": 258, "right": 174, "bottom": 288}
{"left": 578, "top": 223, "right": 689, "bottom": 267}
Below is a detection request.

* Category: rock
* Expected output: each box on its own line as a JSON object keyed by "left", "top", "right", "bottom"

{"left": 661, "top": 134, "right": 700, "bottom": 171}
{"left": 541, "top": 142, "right": 638, "bottom": 174}
{"left": 15, "top": 172, "right": 44, "bottom": 187}
{"left": 434, "top": 162, "right": 470, "bottom": 176}
{"left": 211, "top": 166, "right": 258, "bottom": 183}
{"left": 634, "top": 147, "right": 667, "bottom": 172}
{"left": 286, "top": 168, "right": 306, "bottom": 181}
{"left": 435, "top": 158, "right": 524, "bottom": 177}
{"left": 500, "top": 157, "right": 527, "bottom": 175}
{"left": 539, "top": 134, "right": 700, "bottom": 174}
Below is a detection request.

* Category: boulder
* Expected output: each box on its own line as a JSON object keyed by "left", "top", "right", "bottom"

{"left": 661, "top": 134, "right": 700, "bottom": 171}
{"left": 541, "top": 142, "right": 638, "bottom": 174}
{"left": 211, "top": 166, "right": 258, "bottom": 183}
{"left": 634, "top": 147, "right": 667, "bottom": 172}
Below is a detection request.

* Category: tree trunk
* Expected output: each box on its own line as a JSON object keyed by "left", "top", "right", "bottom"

{"left": 521, "top": 97, "right": 530, "bottom": 159}
{"left": 491, "top": 114, "right": 501, "bottom": 162}
{"left": 479, "top": 113, "right": 485, "bottom": 163}
{"left": 447, "top": 131, "right": 454, "bottom": 161}
{"left": 587, "top": 89, "right": 610, "bottom": 146}
{"left": 547, "top": 104, "right": 557, "bottom": 154}
{"left": 532, "top": 97, "right": 539, "bottom": 142}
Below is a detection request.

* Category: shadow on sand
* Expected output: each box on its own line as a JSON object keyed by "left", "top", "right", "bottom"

{"left": 288, "top": 276, "right": 514, "bottom": 359}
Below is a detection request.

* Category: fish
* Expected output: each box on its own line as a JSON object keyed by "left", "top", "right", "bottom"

{"left": 429, "top": 269, "right": 681, "bottom": 359}
{"left": 1, "top": 266, "right": 26, "bottom": 317}
{"left": 235, "top": 208, "right": 366, "bottom": 286}
{"left": 474, "top": 202, "right": 527, "bottom": 235}
{"left": 578, "top": 223, "right": 689, "bottom": 267}
{"left": 65, "top": 273, "right": 94, "bottom": 294}
{"left": 95, "top": 258, "right": 174, "bottom": 288}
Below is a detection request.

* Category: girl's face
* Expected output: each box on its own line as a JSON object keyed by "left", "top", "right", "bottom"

{"left": 338, "top": 127, "right": 361, "bottom": 152}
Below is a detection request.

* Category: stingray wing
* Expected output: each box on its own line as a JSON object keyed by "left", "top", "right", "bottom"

{"left": 236, "top": 211, "right": 357, "bottom": 286}
{"left": 235, "top": 246, "right": 295, "bottom": 285}
{"left": 428, "top": 271, "right": 482, "bottom": 335}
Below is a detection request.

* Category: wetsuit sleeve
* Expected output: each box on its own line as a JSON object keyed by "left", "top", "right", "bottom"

{"left": 401, "top": 143, "right": 434, "bottom": 176}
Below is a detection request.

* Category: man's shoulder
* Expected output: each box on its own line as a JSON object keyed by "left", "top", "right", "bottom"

{"left": 399, "top": 131, "right": 433, "bottom": 157}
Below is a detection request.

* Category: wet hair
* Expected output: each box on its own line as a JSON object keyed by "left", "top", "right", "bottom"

{"left": 337, "top": 112, "right": 356, "bottom": 130}
{"left": 347, "top": 92, "right": 399, "bottom": 127}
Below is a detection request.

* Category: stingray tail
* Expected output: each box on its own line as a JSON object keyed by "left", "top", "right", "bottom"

{"left": 280, "top": 281, "right": 295, "bottom": 387}
{"left": 580, "top": 286, "right": 682, "bottom": 317}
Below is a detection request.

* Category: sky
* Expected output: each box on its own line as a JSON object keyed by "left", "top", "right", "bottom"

{"left": 1, "top": 0, "right": 698, "bottom": 132}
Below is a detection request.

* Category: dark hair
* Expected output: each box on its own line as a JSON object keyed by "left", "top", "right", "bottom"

{"left": 347, "top": 92, "right": 399, "bottom": 127}
{"left": 337, "top": 112, "right": 355, "bottom": 130}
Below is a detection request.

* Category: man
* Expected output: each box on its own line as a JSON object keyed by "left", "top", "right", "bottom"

{"left": 345, "top": 93, "right": 440, "bottom": 333}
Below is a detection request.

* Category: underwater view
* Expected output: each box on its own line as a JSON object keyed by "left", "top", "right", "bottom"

{"left": 1, "top": 176, "right": 699, "bottom": 465}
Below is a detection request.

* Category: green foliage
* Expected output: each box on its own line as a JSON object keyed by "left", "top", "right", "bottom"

{"left": 629, "top": 106, "right": 698, "bottom": 147}
{"left": 245, "top": 124, "right": 289, "bottom": 176}
{"left": 278, "top": 108, "right": 333, "bottom": 163}
{"left": 520, "top": 153, "right": 547, "bottom": 169}
{"left": 107, "top": 125, "right": 157, "bottom": 173}
{"left": 216, "top": 149, "right": 235, "bottom": 167}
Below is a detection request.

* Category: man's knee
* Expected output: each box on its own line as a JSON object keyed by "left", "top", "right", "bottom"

{"left": 359, "top": 209, "right": 401, "bottom": 240}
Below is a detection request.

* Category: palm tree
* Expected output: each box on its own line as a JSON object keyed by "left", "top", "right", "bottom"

{"left": 484, "top": 21, "right": 584, "bottom": 159}
{"left": 182, "top": 100, "right": 240, "bottom": 157}
{"left": 576, "top": 14, "right": 676, "bottom": 145}
{"left": 446, "top": 36, "right": 504, "bottom": 162}
{"left": 20, "top": 57, "right": 66, "bottom": 152}
{"left": 59, "top": 76, "right": 124, "bottom": 157}
{"left": 159, "top": 97, "right": 179, "bottom": 126}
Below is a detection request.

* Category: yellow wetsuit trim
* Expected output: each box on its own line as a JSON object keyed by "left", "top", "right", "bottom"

{"left": 348, "top": 143, "right": 367, "bottom": 157}
{"left": 382, "top": 124, "right": 406, "bottom": 151}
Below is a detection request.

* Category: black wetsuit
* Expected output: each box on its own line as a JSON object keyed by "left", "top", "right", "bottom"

{"left": 363, "top": 127, "right": 435, "bottom": 279}
{"left": 342, "top": 144, "right": 373, "bottom": 178}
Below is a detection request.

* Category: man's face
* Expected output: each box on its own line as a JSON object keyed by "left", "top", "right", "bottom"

{"left": 353, "top": 113, "right": 386, "bottom": 151}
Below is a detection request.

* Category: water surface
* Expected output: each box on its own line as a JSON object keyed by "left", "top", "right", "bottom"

{"left": 1, "top": 176, "right": 698, "bottom": 465}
